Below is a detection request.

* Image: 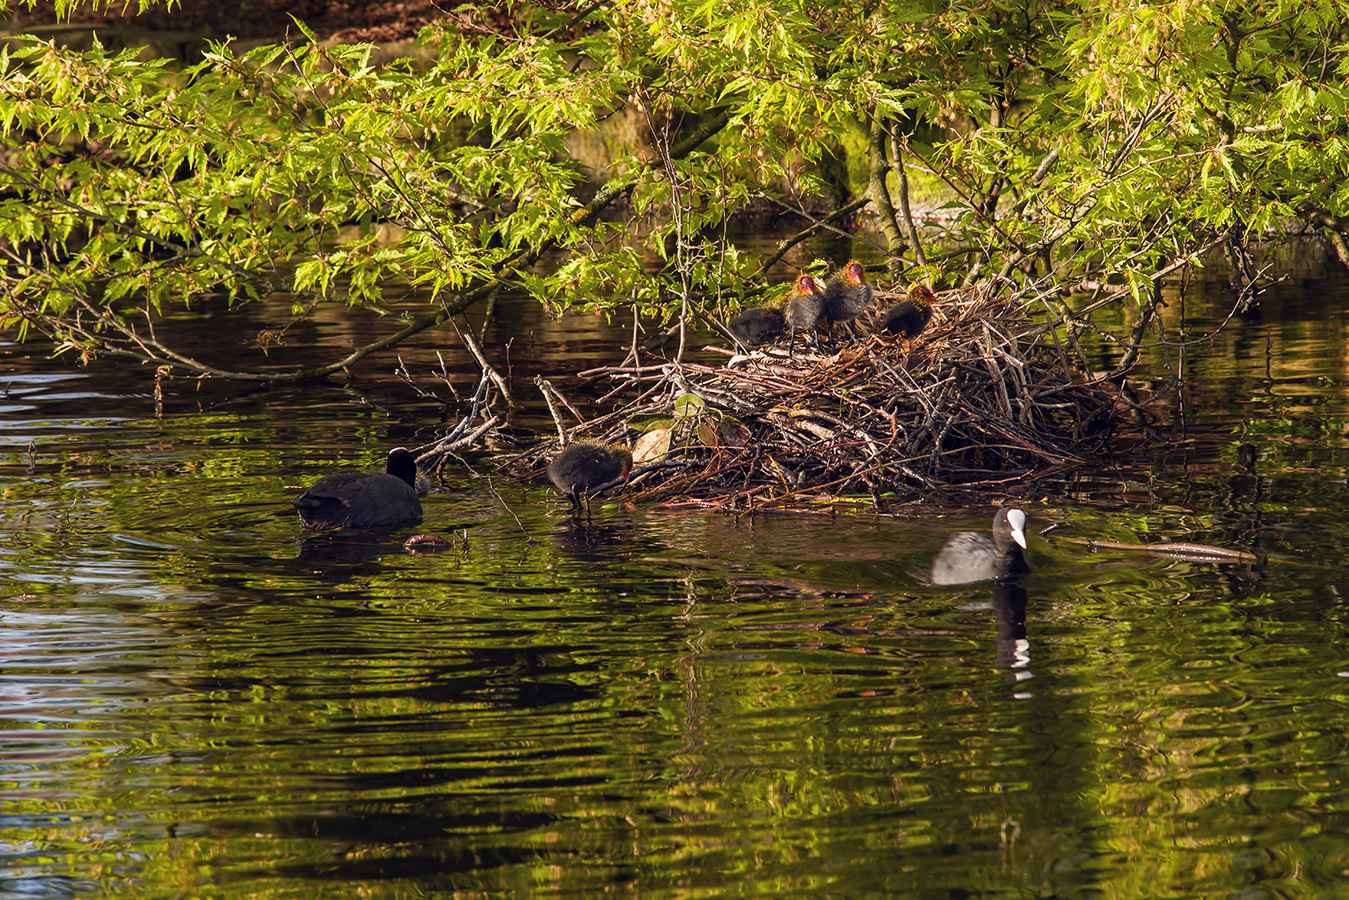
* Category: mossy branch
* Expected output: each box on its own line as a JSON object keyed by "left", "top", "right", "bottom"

{"left": 866, "top": 116, "right": 908, "bottom": 280}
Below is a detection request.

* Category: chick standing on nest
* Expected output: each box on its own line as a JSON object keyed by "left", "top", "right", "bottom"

{"left": 783, "top": 273, "right": 825, "bottom": 357}
{"left": 728, "top": 305, "right": 787, "bottom": 348}
{"left": 821, "top": 260, "right": 873, "bottom": 343}
{"left": 547, "top": 440, "right": 634, "bottom": 513}
{"left": 881, "top": 283, "right": 936, "bottom": 341}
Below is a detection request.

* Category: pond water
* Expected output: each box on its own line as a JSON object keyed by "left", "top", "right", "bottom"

{"left": 5, "top": 253, "right": 1349, "bottom": 899}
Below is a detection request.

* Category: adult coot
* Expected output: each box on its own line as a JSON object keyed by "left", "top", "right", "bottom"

{"left": 784, "top": 273, "right": 825, "bottom": 356}
{"left": 821, "top": 260, "right": 873, "bottom": 342}
{"left": 931, "top": 508, "right": 1032, "bottom": 585}
{"left": 882, "top": 283, "right": 936, "bottom": 340}
{"left": 292, "top": 448, "right": 424, "bottom": 531}
{"left": 548, "top": 441, "right": 633, "bottom": 511}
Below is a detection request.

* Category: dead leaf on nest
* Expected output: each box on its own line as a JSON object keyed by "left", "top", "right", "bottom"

{"left": 633, "top": 426, "right": 672, "bottom": 464}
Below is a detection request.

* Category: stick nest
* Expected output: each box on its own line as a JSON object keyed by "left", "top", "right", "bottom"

{"left": 504, "top": 284, "right": 1120, "bottom": 510}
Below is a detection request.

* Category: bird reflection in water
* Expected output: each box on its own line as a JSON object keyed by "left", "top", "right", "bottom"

{"left": 991, "top": 581, "right": 1032, "bottom": 678}
{"left": 551, "top": 519, "right": 634, "bottom": 562}
{"left": 293, "top": 533, "right": 411, "bottom": 587}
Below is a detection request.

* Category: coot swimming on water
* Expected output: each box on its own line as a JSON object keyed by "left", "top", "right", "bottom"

{"left": 931, "top": 508, "right": 1032, "bottom": 585}
{"left": 292, "top": 448, "right": 424, "bottom": 531}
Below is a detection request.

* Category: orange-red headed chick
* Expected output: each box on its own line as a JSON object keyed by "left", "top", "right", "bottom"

{"left": 821, "top": 260, "right": 873, "bottom": 342}
{"left": 784, "top": 273, "right": 826, "bottom": 356}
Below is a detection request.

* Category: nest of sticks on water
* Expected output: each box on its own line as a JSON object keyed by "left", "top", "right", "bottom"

{"left": 504, "top": 282, "right": 1121, "bottom": 511}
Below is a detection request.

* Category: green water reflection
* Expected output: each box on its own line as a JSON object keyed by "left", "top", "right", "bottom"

{"left": 4, "top": 261, "right": 1349, "bottom": 897}
{"left": 5, "top": 460, "right": 1349, "bottom": 898}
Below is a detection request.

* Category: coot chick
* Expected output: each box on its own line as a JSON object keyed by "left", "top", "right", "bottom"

{"left": 931, "top": 508, "right": 1032, "bottom": 585}
{"left": 728, "top": 305, "right": 787, "bottom": 347}
{"left": 882, "top": 283, "right": 936, "bottom": 340}
{"left": 548, "top": 440, "right": 634, "bottom": 511}
{"left": 821, "top": 260, "right": 873, "bottom": 342}
{"left": 784, "top": 273, "right": 825, "bottom": 356}
{"left": 293, "top": 448, "right": 424, "bottom": 531}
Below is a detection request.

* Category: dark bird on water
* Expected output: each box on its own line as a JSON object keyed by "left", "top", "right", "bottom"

{"left": 728, "top": 304, "right": 787, "bottom": 347}
{"left": 548, "top": 440, "right": 634, "bottom": 511}
{"left": 821, "top": 260, "right": 873, "bottom": 342}
{"left": 292, "top": 447, "right": 424, "bottom": 531}
{"left": 784, "top": 273, "right": 825, "bottom": 356}
{"left": 931, "top": 508, "right": 1032, "bottom": 585}
{"left": 882, "top": 283, "right": 936, "bottom": 340}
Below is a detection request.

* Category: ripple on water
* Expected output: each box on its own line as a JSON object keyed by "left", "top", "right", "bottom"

{"left": 5, "top": 280, "right": 1349, "bottom": 897}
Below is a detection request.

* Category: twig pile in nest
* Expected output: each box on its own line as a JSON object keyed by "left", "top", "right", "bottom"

{"left": 507, "top": 284, "right": 1119, "bottom": 510}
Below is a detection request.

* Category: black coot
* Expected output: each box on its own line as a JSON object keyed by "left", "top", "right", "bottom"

{"left": 292, "top": 448, "right": 424, "bottom": 531}
{"left": 548, "top": 441, "right": 633, "bottom": 511}
{"left": 931, "top": 508, "right": 1031, "bottom": 585}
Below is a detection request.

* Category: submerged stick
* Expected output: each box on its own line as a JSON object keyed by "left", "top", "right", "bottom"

{"left": 1058, "top": 537, "right": 1258, "bottom": 562}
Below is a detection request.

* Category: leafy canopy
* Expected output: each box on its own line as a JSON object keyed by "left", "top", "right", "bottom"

{"left": 0, "top": 0, "right": 1346, "bottom": 377}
